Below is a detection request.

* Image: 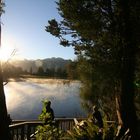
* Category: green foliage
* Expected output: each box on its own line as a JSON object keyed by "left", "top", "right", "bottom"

{"left": 46, "top": 0, "right": 122, "bottom": 113}
{"left": 36, "top": 99, "right": 64, "bottom": 140}
{"left": 0, "top": 1, "right": 5, "bottom": 15}
{"left": 65, "top": 121, "right": 99, "bottom": 140}
{"left": 63, "top": 117, "right": 117, "bottom": 140}
{"left": 46, "top": 19, "right": 60, "bottom": 37}
{"left": 36, "top": 100, "right": 119, "bottom": 139}
{"left": 46, "top": 0, "right": 140, "bottom": 89}
{"left": 66, "top": 61, "right": 78, "bottom": 79}
{"left": 36, "top": 124, "right": 64, "bottom": 140}
{"left": 77, "top": 56, "right": 117, "bottom": 120}
{"left": 38, "top": 100, "right": 53, "bottom": 123}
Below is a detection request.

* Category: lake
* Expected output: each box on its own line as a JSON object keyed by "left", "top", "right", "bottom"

{"left": 4, "top": 78, "right": 86, "bottom": 120}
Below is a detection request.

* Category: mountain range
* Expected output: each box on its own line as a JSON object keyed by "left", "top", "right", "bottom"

{"left": 10, "top": 57, "right": 72, "bottom": 73}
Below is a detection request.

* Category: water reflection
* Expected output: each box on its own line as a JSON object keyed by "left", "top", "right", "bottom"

{"left": 4, "top": 78, "right": 86, "bottom": 120}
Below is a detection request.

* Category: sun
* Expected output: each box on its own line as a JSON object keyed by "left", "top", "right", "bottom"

{"left": 0, "top": 46, "right": 16, "bottom": 62}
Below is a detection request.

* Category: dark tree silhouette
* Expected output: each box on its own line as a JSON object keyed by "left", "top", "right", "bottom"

{"left": 46, "top": 0, "right": 140, "bottom": 139}
{"left": 0, "top": 1, "right": 11, "bottom": 139}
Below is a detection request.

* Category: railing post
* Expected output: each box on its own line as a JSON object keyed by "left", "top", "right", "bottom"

{"left": 21, "top": 124, "right": 24, "bottom": 140}
{"left": 27, "top": 124, "right": 30, "bottom": 140}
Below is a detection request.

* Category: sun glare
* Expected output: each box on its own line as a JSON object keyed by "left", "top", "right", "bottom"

{"left": 0, "top": 46, "right": 15, "bottom": 62}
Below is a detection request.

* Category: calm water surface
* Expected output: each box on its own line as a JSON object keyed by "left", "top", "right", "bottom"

{"left": 4, "top": 78, "right": 86, "bottom": 120}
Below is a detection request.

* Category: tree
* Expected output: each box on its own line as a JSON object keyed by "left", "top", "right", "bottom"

{"left": 46, "top": 0, "right": 140, "bottom": 139}
{"left": 37, "top": 66, "right": 44, "bottom": 76}
{"left": 66, "top": 61, "right": 78, "bottom": 79}
{"left": 0, "top": 1, "right": 11, "bottom": 139}
{"left": 30, "top": 67, "right": 33, "bottom": 74}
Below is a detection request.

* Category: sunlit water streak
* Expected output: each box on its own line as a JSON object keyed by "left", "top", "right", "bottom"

{"left": 4, "top": 78, "right": 86, "bottom": 120}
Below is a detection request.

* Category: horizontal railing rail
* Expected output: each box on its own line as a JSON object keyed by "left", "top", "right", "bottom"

{"left": 9, "top": 118, "right": 86, "bottom": 140}
{"left": 9, "top": 118, "right": 116, "bottom": 140}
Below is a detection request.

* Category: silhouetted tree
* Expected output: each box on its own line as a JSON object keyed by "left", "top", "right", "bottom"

{"left": 46, "top": 0, "right": 140, "bottom": 138}
{"left": 30, "top": 67, "right": 33, "bottom": 74}
{"left": 37, "top": 66, "right": 44, "bottom": 76}
{"left": 0, "top": 1, "right": 11, "bottom": 139}
{"left": 66, "top": 61, "right": 78, "bottom": 79}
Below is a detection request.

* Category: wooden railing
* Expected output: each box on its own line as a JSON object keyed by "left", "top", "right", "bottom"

{"left": 9, "top": 118, "right": 84, "bottom": 140}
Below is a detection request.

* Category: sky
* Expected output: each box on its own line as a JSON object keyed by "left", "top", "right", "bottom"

{"left": 1, "top": 0, "right": 76, "bottom": 60}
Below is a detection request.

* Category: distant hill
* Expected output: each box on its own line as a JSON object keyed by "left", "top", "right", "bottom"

{"left": 11, "top": 57, "right": 72, "bottom": 73}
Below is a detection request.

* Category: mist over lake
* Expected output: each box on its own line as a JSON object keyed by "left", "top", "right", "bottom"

{"left": 4, "top": 78, "right": 86, "bottom": 120}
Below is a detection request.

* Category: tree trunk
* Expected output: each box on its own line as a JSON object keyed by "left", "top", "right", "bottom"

{"left": 115, "top": 0, "right": 139, "bottom": 139}
{"left": 120, "top": 45, "right": 138, "bottom": 139}
{"left": 115, "top": 45, "right": 138, "bottom": 139}
{"left": 0, "top": 1, "right": 11, "bottom": 138}
{"left": 0, "top": 64, "right": 11, "bottom": 139}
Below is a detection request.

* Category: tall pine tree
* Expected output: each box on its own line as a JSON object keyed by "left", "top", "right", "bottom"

{"left": 46, "top": 0, "right": 140, "bottom": 139}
